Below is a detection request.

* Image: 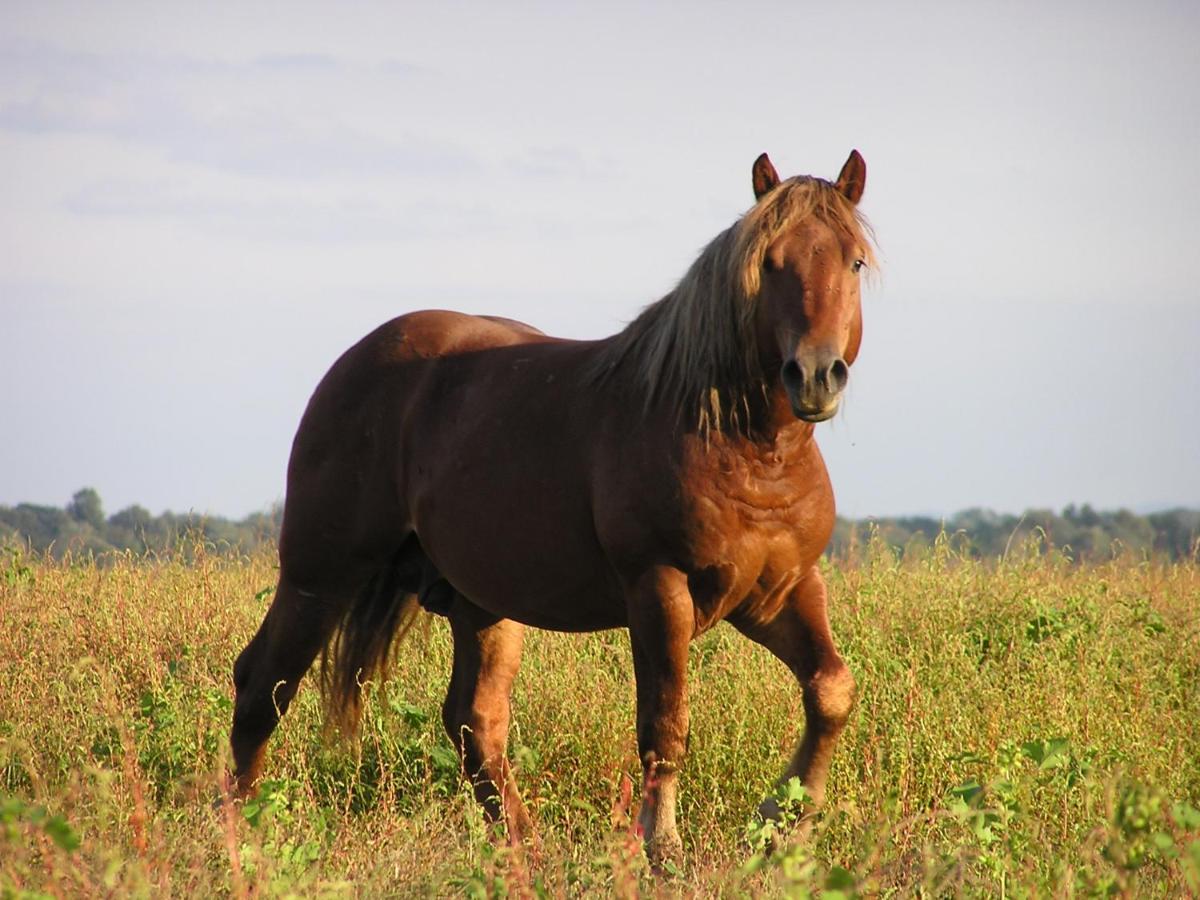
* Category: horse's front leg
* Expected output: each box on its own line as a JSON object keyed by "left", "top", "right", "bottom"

{"left": 729, "top": 565, "right": 855, "bottom": 838}
{"left": 626, "top": 566, "right": 695, "bottom": 870}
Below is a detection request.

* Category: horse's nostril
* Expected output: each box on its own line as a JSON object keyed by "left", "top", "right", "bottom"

{"left": 828, "top": 358, "right": 849, "bottom": 392}
{"left": 781, "top": 359, "right": 803, "bottom": 390}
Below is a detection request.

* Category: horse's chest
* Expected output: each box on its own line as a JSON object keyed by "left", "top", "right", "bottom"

{"left": 679, "top": 464, "right": 827, "bottom": 628}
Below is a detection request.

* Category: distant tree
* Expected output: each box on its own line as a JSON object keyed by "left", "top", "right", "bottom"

{"left": 107, "top": 505, "right": 154, "bottom": 554}
{"left": 1148, "top": 509, "right": 1200, "bottom": 558}
{"left": 1108, "top": 508, "right": 1154, "bottom": 553}
{"left": 67, "top": 488, "right": 105, "bottom": 530}
{"left": 108, "top": 505, "right": 153, "bottom": 532}
{"left": 3, "top": 504, "right": 71, "bottom": 550}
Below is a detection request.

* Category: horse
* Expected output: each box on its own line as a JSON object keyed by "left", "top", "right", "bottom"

{"left": 229, "top": 150, "right": 874, "bottom": 867}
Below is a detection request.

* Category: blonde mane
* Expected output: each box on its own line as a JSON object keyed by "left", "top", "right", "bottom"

{"left": 589, "top": 176, "right": 875, "bottom": 434}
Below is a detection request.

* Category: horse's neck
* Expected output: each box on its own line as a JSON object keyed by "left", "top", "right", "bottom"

{"left": 689, "top": 390, "right": 816, "bottom": 460}
{"left": 733, "top": 383, "right": 816, "bottom": 449}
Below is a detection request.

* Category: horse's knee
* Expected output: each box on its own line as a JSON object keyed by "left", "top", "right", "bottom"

{"left": 441, "top": 694, "right": 483, "bottom": 754}
{"left": 806, "top": 663, "right": 856, "bottom": 727}
{"left": 462, "top": 701, "right": 509, "bottom": 756}
{"left": 476, "top": 703, "right": 514, "bottom": 752}
{"left": 443, "top": 699, "right": 509, "bottom": 763}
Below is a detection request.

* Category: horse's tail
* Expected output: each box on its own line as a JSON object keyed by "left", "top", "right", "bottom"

{"left": 318, "top": 553, "right": 422, "bottom": 736}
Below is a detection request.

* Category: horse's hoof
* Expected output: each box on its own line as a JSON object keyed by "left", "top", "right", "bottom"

{"left": 504, "top": 819, "right": 543, "bottom": 868}
{"left": 756, "top": 797, "right": 782, "bottom": 823}
{"left": 645, "top": 833, "right": 684, "bottom": 876}
{"left": 211, "top": 776, "right": 236, "bottom": 813}
{"left": 214, "top": 771, "right": 256, "bottom": 811}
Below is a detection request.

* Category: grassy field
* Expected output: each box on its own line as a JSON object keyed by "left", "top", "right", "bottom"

{"left": 1, "top": 540, "right": 1198, "bottom": 897}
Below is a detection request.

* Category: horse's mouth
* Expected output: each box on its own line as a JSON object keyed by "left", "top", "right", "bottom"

{"left": 793, "top": 401, "right": 840, "bottom": 423}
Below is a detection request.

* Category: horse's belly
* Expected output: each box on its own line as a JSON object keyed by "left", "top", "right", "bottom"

{"left": 463, "top": 581, "right": 626, "bottom": 632}
{"left": 405, "top": 418, "right": 624, "bottom": 631}
{"left": 430, "top": 505, "right": 623, "bottom": 631}
{"left": 417, "top": 510, "right": 626, "bottom": 631}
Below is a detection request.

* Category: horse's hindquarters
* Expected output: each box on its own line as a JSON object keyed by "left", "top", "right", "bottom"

{"left": 278, "top": 311, "right": 554, "bottom": 589}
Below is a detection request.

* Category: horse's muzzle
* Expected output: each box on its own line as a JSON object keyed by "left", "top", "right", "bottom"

{"left": 781, "top": 354, "right": 847, "bottom": 423}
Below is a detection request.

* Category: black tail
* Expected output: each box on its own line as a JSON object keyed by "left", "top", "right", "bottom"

{"left": 318, "top": 552, "right": 421, "bottom": 735}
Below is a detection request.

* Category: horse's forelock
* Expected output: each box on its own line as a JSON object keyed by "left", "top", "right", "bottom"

{"left": 736, "top": 177, "right": 876, "bottom": 300}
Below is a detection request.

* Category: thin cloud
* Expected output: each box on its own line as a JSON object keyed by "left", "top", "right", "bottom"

{"left": 252, "top": 52, "right": 339, "bottom": 70}
{"left": 0, "top": 39, "right": 466, "bottom": 180}
{"left": 59, "top": 175, "right": 658, "bottom": 245}
{"left": 60, "top": 177, "right": 508, "bottom": 243}
{"left": 503, "top": 145, "right": 623, "bottom": 182}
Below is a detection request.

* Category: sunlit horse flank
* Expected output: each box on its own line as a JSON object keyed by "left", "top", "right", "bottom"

{"left": 229, "top": 150, "right": 875, "bottom": 867}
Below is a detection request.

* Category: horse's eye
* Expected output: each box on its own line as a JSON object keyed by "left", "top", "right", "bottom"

{"left": 852, "top": 258, "right": 865, "bottom": 274}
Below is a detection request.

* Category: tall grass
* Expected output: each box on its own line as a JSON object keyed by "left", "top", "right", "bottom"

{"left": 1, "top": 540, "right": 1197, "bottom": 896}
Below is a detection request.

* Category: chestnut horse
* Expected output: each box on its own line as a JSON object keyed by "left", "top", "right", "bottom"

{"left": 230, "top": 151, "right": 874, "bottom": 865}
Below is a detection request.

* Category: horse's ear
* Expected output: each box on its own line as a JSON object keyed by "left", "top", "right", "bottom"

{"left": 835, "top": 150, "right": 866, "bottom": 204}
{"left": 752, "top": 153, "right": 781, "bottom": 200}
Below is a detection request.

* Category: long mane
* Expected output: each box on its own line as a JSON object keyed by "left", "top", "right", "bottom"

{"left": 589, "top": 176, "right": 875, "bottom": 434}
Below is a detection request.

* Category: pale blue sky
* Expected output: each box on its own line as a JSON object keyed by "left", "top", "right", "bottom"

{"left": 2, "top": 1, "right": 1198, "bottom": 519}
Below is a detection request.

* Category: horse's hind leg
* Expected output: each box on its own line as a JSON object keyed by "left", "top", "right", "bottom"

{"left": 229, "top": 576, "right": 350, "bottom": 797}
{"left": 729, "top": 566, "right": 856, "bottom": 837}
{"left": 441, "top": 595, "right": 533, "bottom": 845}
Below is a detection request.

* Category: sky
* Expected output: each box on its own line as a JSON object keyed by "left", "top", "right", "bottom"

{"left": 1, "top": 1, "right": 1198, "bottom": 520}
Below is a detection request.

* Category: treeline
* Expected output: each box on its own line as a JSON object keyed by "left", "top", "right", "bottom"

{"left": 0, "top": 488, "right": 281, "bottom": 560}
{"left": 2, "top": 489, "right": 1198, "bottom": 563}
{"left": 830, "top": 504, "right": 1200, "bottom": 561}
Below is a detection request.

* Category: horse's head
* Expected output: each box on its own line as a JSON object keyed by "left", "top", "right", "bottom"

{"left": 749, "top": 151, "right": 869, "bottom": 424}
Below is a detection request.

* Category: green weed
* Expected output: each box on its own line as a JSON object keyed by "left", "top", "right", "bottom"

{"left": 0, "top": 546, "right": 1197, "bottom": 895}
